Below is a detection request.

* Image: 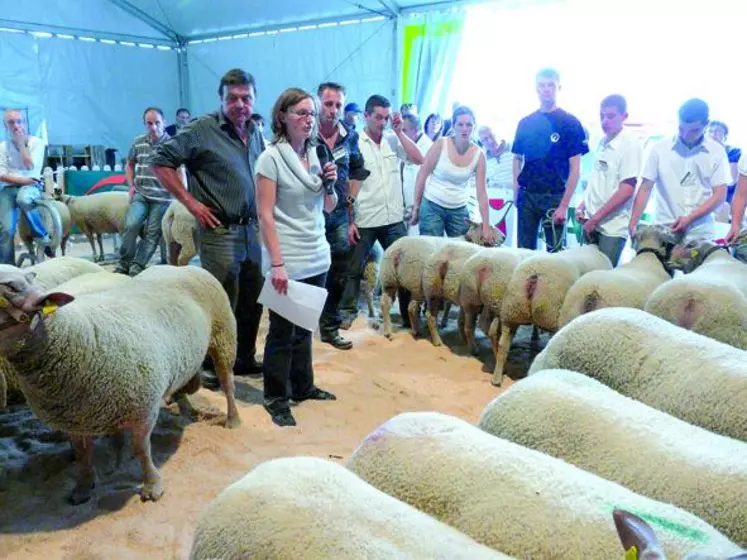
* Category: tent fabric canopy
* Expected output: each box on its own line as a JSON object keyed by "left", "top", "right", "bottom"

{"left": 1, "top": 0, "right": 457, "bottom": 43}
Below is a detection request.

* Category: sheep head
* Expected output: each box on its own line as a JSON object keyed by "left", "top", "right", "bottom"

{"left": 464, "top": 218, "right": 506, "bottom": 247}
{"left": 668, "top": 239, "right": 725, "bottom": 273}
{"left": 632, "top": 224, "right": 682, "bottom": 259}
{"left": 613, "top": 509, "right": 747, "bottom": 560}
{"left": 0, "top": 269, "right": 74, "bottom": 354}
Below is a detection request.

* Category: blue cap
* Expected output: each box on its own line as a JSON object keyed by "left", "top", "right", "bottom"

{"left": 345, "top": 102, "right": 362, "bottom": 114}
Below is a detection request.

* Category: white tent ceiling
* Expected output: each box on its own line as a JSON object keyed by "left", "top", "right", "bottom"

{"left": 1, "top": 0, "right": 461, "bottom": 44}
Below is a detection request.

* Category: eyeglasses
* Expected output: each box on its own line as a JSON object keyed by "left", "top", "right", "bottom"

{"left": 289, "top": 109, "right": 317, "bottom": 119}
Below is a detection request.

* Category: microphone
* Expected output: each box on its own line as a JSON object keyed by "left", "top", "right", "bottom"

{"left": 316, "top": 144, "right": 336, "bottom": 195}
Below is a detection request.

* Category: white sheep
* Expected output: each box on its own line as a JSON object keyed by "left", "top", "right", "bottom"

{"left": 162, "top": 199, "right": 197, "bottom": 266}
{"left": 477, "top": 368, "right": 747, "bottom": 546}
{"left": 377, "top": 221, "right": 505, "bottom": 340}
{"left": 558, "top": 224, "right": 678, "bottom": 327}
{"left": 458, "top": 247, "right": 535, "bottom": 355}
{"left": 0, "top": 264, "right": 240, "bottom": 504}
{"left": 346, "top": 412, "right": 742, "bottom": 559}
{"left": 58, "top": 192, "right": 130, "bottom": 262}
{"left": 528, "top": 307, "right": 747, "bottom": 442}
{"left": 0, "top": 257, "right": 107, "bottom": 408}
{"left": 190, "top": 456, "right": 508, "bottom": 560}
{"left": 17, "top": 199, "right": 73, "bottom": 258}
{"left": 644, "top": 239, "right": 747, "bottom": 350}
{"left": 378, "top": 235, "right": 451, "bottom": 339}
{"left": 492, "top": 244, "right": 612, "bottom": 386}
{"left": 422, "top": 240, "right": 487, "bottom": 346}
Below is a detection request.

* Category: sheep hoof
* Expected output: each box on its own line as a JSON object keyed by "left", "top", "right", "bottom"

{"left": 140, "top": 480, "right": 164, "bottom": 502}
{"left": 225, "top": 415, "right": 242, "bottom": 429}
{"left": 68, "top": 482, "right": 95, "bottom": 505}
{"left": 490, "top": 377, "right": 503, "bottom": 388}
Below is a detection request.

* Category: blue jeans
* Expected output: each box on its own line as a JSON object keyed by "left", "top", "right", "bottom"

{"left": 196, "top": 222, "right": 263, "bottom": 366}
{"left": 516, "top": 190, "right": 566, "bottom": 252}
{"left": 319, "top": 208, "right": 351, "bottom": 336}
{"left": 418, "top": 197, "right": 470, "bottom": 238}
{"left": 0, "top": 185, "right": 49, "bottom": 265}
{"left": 118, "top": 193, "right": 170, "bottom": 274}
{"left": 583, "top": 229, "right": 627, "bottom": 267}
{"left": 0, "top": 187, "right": 19, "bottom": 264}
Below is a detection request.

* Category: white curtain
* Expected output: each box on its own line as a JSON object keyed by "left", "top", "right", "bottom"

{"left": 0, "top": 33, "right": 179, "bottom": 155}
{"left": 187, "top": 19, "right": 396, "bottom": 120}
{"left": 400, "top": 10, "right": 466, "bottom": 118}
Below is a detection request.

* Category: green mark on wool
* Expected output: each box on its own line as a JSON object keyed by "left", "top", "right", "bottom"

{"left": 608, "top": 505, "right": 708, "bottom": 543}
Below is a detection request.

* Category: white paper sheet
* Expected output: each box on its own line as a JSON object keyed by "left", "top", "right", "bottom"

{"left": 258, "top": 276, "right": 328, "bottom": 332}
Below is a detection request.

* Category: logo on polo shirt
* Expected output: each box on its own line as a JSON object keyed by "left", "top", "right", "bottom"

{"left": 550, "top": 133, "right": 560, "bottom": 143}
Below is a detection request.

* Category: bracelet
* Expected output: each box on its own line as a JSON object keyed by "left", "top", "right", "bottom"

{"left": 271, "top": 262, "right": 284, "bottom": 268}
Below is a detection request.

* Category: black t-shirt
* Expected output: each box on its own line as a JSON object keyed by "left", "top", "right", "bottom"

{"left": 512, "top": 108, "right": 589, "bottom": 194}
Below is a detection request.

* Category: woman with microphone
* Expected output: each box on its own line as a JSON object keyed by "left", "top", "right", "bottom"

{"left": 256, "top": 87, "right": 338, "bottom": 427}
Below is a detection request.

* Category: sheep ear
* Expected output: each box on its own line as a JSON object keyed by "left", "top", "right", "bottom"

{"left": 612, "top": 509, "right": 660, "bottom": 557}
{"left": 37, "top": 292, "right": 75, "bottom": 314}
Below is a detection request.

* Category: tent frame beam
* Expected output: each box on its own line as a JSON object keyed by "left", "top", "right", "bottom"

{"left": 186, "top": 11, "right": 394, "bottom": 43}
{"left": 0, "top": 18, "right": 176, "bottom": 45}
{"left": 105, "top": 0, "right": 181, "bottom": 42}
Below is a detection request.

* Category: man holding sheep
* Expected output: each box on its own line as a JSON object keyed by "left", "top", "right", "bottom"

{"left": 629, "top": 98, "right": 731, "bottom": 242}
{"left": 150, "top": 68, "right": 266, "bottom": 385}
{"left": 576, "top": 95, "right": 642, "bottom": 266}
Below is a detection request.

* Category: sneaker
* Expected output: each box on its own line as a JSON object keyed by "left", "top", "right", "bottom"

{"left": 320, "top": 333, "right": 353, "bottom": 350}
{"left": 292, "top": 387, "right": 337, "bottom": 403}
{"left": 113, "top": 266, "right": 130, "bottom": 275}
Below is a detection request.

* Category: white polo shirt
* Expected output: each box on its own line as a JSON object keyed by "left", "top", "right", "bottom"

{"left": 583, "top": 128, "right": 643, "bottom": 238}
{"left": 0, "top": 136, "right": 46, "bottom": 188}
{"left": 641, "top": 135, "right": 731, "bottom": 241}
{"left": 355, "top": 130, "right": 408, "bottom": 229}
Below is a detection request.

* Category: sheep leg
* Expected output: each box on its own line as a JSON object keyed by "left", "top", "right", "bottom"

{"left": 457, "top": 308, "right": 466, "bottom": 343}
{"left": 68, "top": 435, "right": 96, "bottom": 505}
{"left": 365, "top": 285, "right": 376, "bottom": 318}
{"left": 531, "top": 325, "right": 540, "bottom": 342}
{"left": 492, "top": 323, "right": 517, "bottom": 387}
{"left": 381, "top": 291, "right": 394, "bottom": 339}
{"left": 96, "top": 234, "right": 105, "bottom": 262}
{"left": 212, "top": 353, "right": 242, "bottom": 429}
{"left": 407, "top": 299, "right": 421, "bottom": 338}
{"left": 169, "top": 241, "right": 181, "bottom": 266}
{"left": 487, "top": 316, "right": 500, "bottom": 351}
{"left": 463, "top": 307, "right": 479, "bottom": 355}
{"left": 425, "top": 297, "right": 444, "bottom": 347}
{"left": 132, "top": 414, "right": 163, "bottom": 502}
{"left": 60, "top": 235, "right": 68, "bottom": 256}
{"left": 86, "top": 233, "right": 98, "bottom": 261}
{"left": 439, "top": 301, "right": 452, "bottom": 329}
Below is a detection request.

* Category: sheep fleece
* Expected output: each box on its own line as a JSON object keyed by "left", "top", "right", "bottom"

{"left": 346, "top": 412, "right": 742, "bottom": 559}
{"left": 190, "top": 456, "right": 508, "bottom": 560}
{"left": 529, "top": 307, "right": 747, "bottom": 442}
{"left": 478, "top": 368, "right": 747, "bottom": 546}
{"left": 9, "top": 265, "right": 236, "bottom": 434}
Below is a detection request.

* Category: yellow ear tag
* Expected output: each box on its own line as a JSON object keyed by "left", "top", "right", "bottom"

{"left": 624, "top": 545, "right": 638, "bottom": 560}
{"left": 0, "top": 296, "right": 9, "bottom": 309}
{"left": 690, "top": 249, "right": 699, "bottom": 258}
{"left": 41, "top": 302, "right": 59, "bottom": 317}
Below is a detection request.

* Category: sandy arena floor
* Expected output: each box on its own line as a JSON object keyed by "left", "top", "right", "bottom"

{"left": 0, "top": 237, "right": 547, "bottom": 559}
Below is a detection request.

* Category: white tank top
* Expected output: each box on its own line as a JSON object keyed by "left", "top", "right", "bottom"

{"left": 424, "top": 139, "right": 481, "bottom": 209}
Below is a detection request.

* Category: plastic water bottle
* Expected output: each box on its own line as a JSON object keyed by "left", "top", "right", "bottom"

{"left": 104, "top": 165, "right": 111, "bottom": 171}
{"left": 114, "top": 163, "right": 122, "bottom": 171}
{"left": 81, "top": 165, "right": 90, "bottom": 171}
{"left": 92, "top": 164, "right": 101, "bottom": 171}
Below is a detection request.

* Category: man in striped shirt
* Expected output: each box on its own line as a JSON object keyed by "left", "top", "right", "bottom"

{"left": 115, "top": 107, "right": 174, "bottom": 276}
{"left": 149, "top": 68, "right": 266, "bottom": 382}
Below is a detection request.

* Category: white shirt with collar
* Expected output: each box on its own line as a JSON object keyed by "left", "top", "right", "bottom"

{"left": 583, "top": 128, "right": 643, "bottom": 238}
{"left": 0, "top": 136, "right": 46, "bottom": 188}
{"left": 641, "top": 135, "right": 731, "bottom": 241}
{"left": 355, "top": 129, "right": 408, "bottom": 229}
{"left": 738, "top": 152, "right": 747, "bottom": 177}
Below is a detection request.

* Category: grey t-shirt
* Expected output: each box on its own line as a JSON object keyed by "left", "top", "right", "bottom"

{"left": 255, "top": 143, "right": 331, "bottom": 280}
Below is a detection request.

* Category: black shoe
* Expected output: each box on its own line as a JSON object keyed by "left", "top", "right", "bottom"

{"left": 321, "top": 333, "right": 353, "bottom": 350}
{"left": 292, "top": 387, "right": 337, "bottom": 403}
{"left": 264, "top": 405, "right": 296, "bottom": 427}
{"left": 235, "top": 357, "right": 263, "bottom": 376}
{"left": 43, "top": 246, "right": 55, "bottom": 258}
{"left": 113, "top": 266, "right": 129, "bottom": 275}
